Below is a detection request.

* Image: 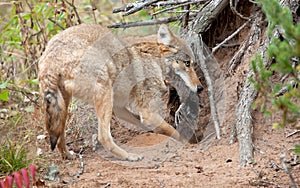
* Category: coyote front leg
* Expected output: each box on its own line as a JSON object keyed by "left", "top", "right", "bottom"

{"left": 140, "top": 110, "right": 184, "bottom": 142}
{"left": 113, "top": 106, "right": 148, "bottom": 129}
{"left": 94, "top": 84, "right": 143, "bottom": 161}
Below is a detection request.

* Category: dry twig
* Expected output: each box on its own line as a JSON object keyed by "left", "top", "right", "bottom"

{"left": 212, "top": 20, "right": 250, "bottom": 53}
{"left": 90, "top": 0, "right": 98, "bottom": 24}
{"left": 108, "top": 16, "right": 180, "bottom": 28}
{"left": 281, "top": 155, "right": 298, "bottom": 188}
{"left": 227, "top": 13, "right": 260, "bottom": 75}
{"left": 113, "top": 0, "right": 160, "bottom": 16}
{"left": 230, "top": 0, "right": 251, "bottom": 20}
{"left": 201, "top": 52, "right": 221, "bottom": 140}
{"left": 286, "top": 130, "right": 300, "bottom": 138}
{"left": 152, "top": 0, "right": 206, "bottom": 16}
{"left": 155, "top": 0, "right": 205, "bottom": 7}
{"left": 108, "top": 14, "right": 196, "bottom": 28}
{"left": 63, "top": 0, "right": 81, "bottom": 24}
{"left": 113, "top": 3, "right": 134, "bottom": 13}
{"left": 74, "top": 148, "right": 84, "bottom": 179}
{"left": 48, "top": 18, "right": 65, "bottom": 30}
{"left": 124, "top": 0, "right": 160, "bottom": 16}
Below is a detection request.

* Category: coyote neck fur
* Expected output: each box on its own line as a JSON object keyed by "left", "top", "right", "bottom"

{"left": 108, "top": 42, "right": 170, "bottom": 83}
{"left": 130, "top": 42, "right": 167, "bottom": 58}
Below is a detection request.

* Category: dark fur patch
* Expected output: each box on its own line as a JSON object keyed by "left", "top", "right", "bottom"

{"left": 44, "top": 90, "right": 62, "bottom": 128}
{"left": 50, "top": 138, "right": 57, "bottom": 151}
{"left": 44, "top": 91, "right": 61, "bottom": 112}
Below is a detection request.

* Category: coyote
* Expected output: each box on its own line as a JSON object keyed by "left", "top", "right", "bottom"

{"left": 38, "top": 24, "right": 202, "bottom": 161}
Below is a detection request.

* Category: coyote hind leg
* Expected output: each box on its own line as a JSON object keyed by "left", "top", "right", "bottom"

{"left": 94, "top": 85, "right": 143, "bottom": 161}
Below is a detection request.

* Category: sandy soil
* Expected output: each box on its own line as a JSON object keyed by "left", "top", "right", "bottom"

{"left": 1, "top": 4, "right": 300, "bottom": 186}
{"left": 1, "top": 102, "right": 299, "bottom": 187}
{"left": 36, "top": 117, "right": 299, "bottom": 188}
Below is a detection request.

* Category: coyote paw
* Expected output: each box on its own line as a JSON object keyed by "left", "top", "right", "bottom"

{"left": 126, "top": 153, "right": 143, "bottom": 161}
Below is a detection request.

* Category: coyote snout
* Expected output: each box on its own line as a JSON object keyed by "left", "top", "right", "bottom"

{"left": 170, "top": 59, "right": 203, "bottom": 93}
{"left": 39, "top": 23, "right": 202, "bottom": 161}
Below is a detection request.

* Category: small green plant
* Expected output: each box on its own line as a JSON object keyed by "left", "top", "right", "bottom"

{"left": 250, "top": 0, "right": 300, "bottom": 135}
{"left": 0, "top": 139, "right": 32, "bottom": 176}
{"left": 0, "top": 0, "right": 122, "bottom": 104}
{"left": 295, "top": 145, "right": 300, "bottom": 153}
{"left": 0, "top": 81, "right": 9, "bottom": 102}
{"left": 0, "top": 1, "right": 80, "bottom": 103}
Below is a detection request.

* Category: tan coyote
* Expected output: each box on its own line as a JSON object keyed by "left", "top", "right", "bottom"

{"left": 38, "top": 23, "right": 203, "bottom": 161}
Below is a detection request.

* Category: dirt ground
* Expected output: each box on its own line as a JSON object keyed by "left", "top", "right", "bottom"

{"left": 1, "top": 3, "right": 300, "bottom": 187}
{"left": 1, "top": 92, "right": 299, "bottom": 188}
{"left": 32, "top": 108, "right": 300, "bottom": 188}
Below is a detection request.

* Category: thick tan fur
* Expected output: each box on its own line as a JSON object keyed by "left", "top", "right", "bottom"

{"left": 38, "top": 24, "right": 202, "bottom": 161}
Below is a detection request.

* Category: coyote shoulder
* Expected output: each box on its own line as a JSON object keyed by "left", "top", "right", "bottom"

{"left": 38, "top": 23, "right": 202, "bottom": 161}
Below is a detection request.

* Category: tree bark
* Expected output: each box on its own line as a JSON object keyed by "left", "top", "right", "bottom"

{"left": 232, "top": 0, "right": 299, "bottom": 166}
{"left": 231, "top": 12, "right": 264, "bottom": 166}
{"left": 192, "top": 0, "right": 229, "bottom": 34}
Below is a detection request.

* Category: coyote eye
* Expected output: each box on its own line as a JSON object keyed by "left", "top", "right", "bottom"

{"left": 184, "top": 61, "right": 190, "bottom": 67}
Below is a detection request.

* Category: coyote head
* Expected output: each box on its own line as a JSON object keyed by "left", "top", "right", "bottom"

{"left": 157, "top": 25, "right": 203, "bottom": 93}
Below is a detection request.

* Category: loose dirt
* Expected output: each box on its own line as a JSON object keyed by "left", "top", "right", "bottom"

{"left": 1, "top": 3, "right": 300, "bottom": 186}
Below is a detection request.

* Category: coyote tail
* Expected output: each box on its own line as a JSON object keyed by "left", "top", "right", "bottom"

{"left": 41, "top": 75, "right": 68, "bottom": 151}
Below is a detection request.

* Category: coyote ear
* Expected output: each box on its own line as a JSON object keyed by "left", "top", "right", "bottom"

{"left": 158, "top": 24, "right": 172, "bottom": 45}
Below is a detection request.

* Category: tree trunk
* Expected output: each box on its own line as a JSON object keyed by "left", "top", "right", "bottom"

{"left": 230, "top": 0, "right": 298, "bottom": 166}
{"left": 228, "top": 11, "right": 264, "bottom": 166}
{"left": 192, "top": 0, "right": 229, "bottom": 33}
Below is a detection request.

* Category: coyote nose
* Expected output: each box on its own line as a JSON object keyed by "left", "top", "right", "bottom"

{"left": 197, "top": 86, "right": 203, "bottom": 93}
